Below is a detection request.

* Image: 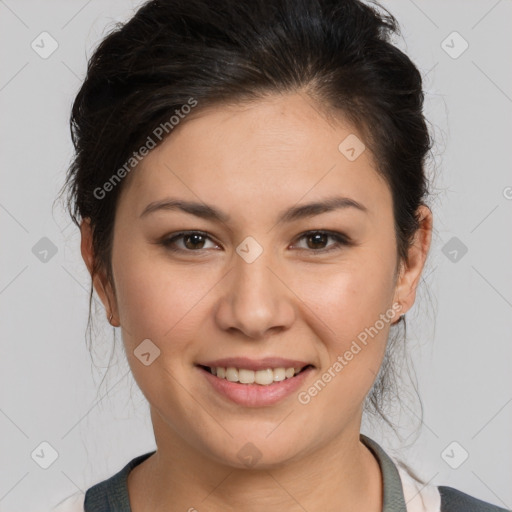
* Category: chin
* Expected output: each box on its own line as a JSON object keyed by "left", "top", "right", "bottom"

{"left": 199, "top": 427, "right": 312, "bottom": 471}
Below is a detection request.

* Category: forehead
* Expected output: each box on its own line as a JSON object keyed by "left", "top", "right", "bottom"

{"left": 118, "top": 93, "right": 391, "bottom": 224}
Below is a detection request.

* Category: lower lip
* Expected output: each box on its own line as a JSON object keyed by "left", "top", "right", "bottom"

{"left": 198, "top": 366, "right": 314, "bottom": 407}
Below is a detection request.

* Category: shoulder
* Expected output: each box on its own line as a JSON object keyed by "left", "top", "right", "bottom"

{"left": 395, "top": 463, "right": 509, "bottom": 512}
{"left": 50, "top": 452, "right": 154, "bottom": 512}
{"left": 83, "top": 451, "right": 156, "bottom": 510}
{"left": 50, "top": 491, "right": 85, "bottom": 512}
{"left": 438, "top": 486, "right": 510, "bottom": 512}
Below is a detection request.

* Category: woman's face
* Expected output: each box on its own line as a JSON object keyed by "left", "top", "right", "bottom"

{"left": 83, "top": 92, "right": 431, "bottom": 468}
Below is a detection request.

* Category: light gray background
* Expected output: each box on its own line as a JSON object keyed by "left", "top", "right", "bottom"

{"left": 0, "top": 1, "right": 511, "bottom": 511}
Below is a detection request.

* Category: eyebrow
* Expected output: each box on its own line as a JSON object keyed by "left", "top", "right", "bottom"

{"left": 139, "top": 196, "right": 368, "bottom": 224}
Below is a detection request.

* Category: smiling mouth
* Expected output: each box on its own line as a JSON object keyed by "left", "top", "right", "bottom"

{"left": 198, "top": 365, "right": 314, "bottom": 386}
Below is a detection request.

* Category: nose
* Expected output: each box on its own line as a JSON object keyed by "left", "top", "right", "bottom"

{"left": 214, "top": 248, "right": 296, "bottom": 340}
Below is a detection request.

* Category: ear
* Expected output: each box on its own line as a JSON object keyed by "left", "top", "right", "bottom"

{"left": 80, "top": 217, "right": 119, "bottom": 326}
{"left": 392, "top": 205, "right": 433, "bottom": 318}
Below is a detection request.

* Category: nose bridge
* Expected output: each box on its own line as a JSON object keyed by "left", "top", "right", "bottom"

{"left": 234, "top": 239, "right": 279, "bottom": 311}
{"left": 215, "top": 237, "right": 294, "bottom": 338}
{"left": 235, "top": 244, "right": 276, "bottom": 299}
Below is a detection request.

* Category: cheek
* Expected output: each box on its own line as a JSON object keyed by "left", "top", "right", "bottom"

{"left": 298, "top": 254, "right": 396, "bottom": 343}
{"left": 112, "top": 244, "right": 202, "bottom": 346}
{"left": 296, "top": 277, "right": 393, "bottom": 420}
{"left": 291, "top": 249, "right": 397, "bottom": 398}
{"left": 111, "top": 251, "right": 211, "bottom": 415}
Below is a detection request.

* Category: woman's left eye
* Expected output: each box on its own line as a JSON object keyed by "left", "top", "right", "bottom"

{"left": 292, "top": 231, "right": 351, "bottom": 253}
{"left": 160, "top": 230, "right": 350, "bottom": 254}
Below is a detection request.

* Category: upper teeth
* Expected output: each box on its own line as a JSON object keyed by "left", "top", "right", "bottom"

{"left": 211, "top": 367, "right": 302, "bottom": 385}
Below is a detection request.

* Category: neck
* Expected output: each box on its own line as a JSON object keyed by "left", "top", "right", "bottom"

{"left": 128, "top": 410, "right": 382, "bottom": 512}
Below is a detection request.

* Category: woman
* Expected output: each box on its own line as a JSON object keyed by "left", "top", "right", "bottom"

{"left": 54, "top": 0, "right": 509, "bottom": 510}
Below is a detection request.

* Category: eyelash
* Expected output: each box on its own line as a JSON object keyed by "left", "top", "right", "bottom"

{"left": 159, "top": 230, "right": 352, "bottom": 255}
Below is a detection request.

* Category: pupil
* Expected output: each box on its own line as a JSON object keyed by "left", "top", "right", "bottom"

{"left": 309, "top": 232, "right": 327, "bottom": 249}
{"left": 185, "top": 234, "right": 204, "bottom": 250}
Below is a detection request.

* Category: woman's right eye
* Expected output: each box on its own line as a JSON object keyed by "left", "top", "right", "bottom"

{"left": 160, "top": 231, "right": 219, "bottom": 252}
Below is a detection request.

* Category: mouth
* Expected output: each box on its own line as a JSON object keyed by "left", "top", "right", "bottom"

{"left": 198, "top": 364, "right": 314, "bottom": 386}
{"left": 195, "top": 359, "right": 315, "bottom": 407}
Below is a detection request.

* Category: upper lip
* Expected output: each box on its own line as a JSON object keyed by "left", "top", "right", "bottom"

{"left": 197, "top": 357, "right": 313, "bottom": 371}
